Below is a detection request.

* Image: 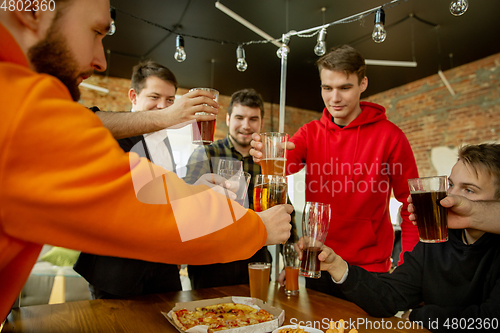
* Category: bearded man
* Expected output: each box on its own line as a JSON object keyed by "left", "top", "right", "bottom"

{"left": 0, "top": 0, "right": 293, "bottom": 322}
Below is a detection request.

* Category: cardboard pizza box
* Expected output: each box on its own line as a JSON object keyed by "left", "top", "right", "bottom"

{"left": 162, "top": 296, "right": 285, "bottom": 333}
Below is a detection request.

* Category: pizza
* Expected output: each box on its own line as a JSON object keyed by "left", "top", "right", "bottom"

{"left": 171, "top": 302, "right": 274, "bottom": 332}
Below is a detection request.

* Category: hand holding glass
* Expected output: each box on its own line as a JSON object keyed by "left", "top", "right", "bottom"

{"left": 218, "top": 170, "right": 251, "bottom": 206}
{"left": 190, "top": 87, "right": 218, "bottom": 145}
{"left": 300, "top": 202, "right": 330, "bottom": 279}
{"left": 253, "top": 174, "right": 288, "bottom": 212}
{"left": 408, "top": 176, "right": 448, "bottom": 243}
{"left": 260, "top": 132, "right": 288, "bottom": 176}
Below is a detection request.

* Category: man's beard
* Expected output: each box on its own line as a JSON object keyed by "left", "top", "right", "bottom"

{"left": 229, "top": 132, "right": 252, "bottom": 148}
{"left": 27, "top": 25, "right": 89, "bottom": 101}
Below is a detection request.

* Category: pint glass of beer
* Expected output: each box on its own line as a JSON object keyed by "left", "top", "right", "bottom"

{"left": 408, "top": 176, "right": 449, "bottom": 243}
{"left": 300, "top": 202, "right": 330, "bottom": 279}
{"left": 282, "top": 243, "right": 300, "bottom": 296}
{"left": 248, "top": 262, "right": 271, "bottom": 302}
{"left": 190, "top": 88, "right": 218, "bottom": 145}
{"left": 260, "top": 132, "right": 288, "bottom": 176}
{"left": 253, "top": 174, "right": 288, "bottom": 212}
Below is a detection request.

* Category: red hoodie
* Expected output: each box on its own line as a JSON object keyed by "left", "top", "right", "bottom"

{"left": 288, "top": 102, "right": 419, "bottom": 272}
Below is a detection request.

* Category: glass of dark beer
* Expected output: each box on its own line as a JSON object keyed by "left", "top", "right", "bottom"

{"left": 252, "top": 174, "right": 288, "bottom": 212}
{"left": 260, "top": 132, "right": 288, "bottom": 176}
{"left": 408, "top": 176, "right": 449, "bottom": 243}
{"left": 190, "top": 88, "right": 218, "bottom": 145}
{"left": 300, "top": 202, "right": 330, "bottom": 279}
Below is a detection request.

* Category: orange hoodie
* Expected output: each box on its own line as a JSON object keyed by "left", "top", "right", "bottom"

{"left": 0, "top": 24, "right": 267, "bottom": 321}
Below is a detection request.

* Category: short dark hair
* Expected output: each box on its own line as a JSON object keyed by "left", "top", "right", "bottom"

{"left": 316, "top": 44, "right": 366, "bottom": 84}
{"left": 458, "top": 143, "right": 500, "bottom": 199}
{"left": 228, "top": 89, "right": 265, "bottom": 118}
{"left": 130, "top": 61, "right": 178, "bottom": 94}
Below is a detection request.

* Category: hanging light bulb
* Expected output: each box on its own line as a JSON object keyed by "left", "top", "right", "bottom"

{"left": 449, "top": 0, "right": 468, "bottom": 16}
{"left": 372, "top": 8, "right": 387, "bottom": 43}
{"left": 276, "top": 34, "right": 291, "bottom": 59}
{"left": 236, "top": 45, "right": 248, "bottom": 72}
{"left": 174, "top": 35, "right": 187, "bottom": 62}
{"left": 314, "top": 28, "right": 327, "bottom": 56}
{"left": 107, "top": 7, "right": 116, "bottom": 36}
{"left": 276, "top": 45, "right": 290, "bottom": 59}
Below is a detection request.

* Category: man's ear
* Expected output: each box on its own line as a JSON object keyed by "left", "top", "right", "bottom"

{"left": 226, "top": 113, "right": 230, "bottom": 127}
{"left": 128, "top": 88, "right": 137, "bottom": 105}
{"left": 13, "top": 8, "right": 45, "bottom": 32}
{"left": 360, "top": 76, "right": 368, "bottom": 93}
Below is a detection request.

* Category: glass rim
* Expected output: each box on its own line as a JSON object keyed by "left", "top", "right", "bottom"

{"left": 304, "top": 201, "right": 330, "bottom": 207}
{"left": 189, "top": 87, "right": 219, "bottom": 94}
{"left": 248, "top": 262, "right": 271, "bottom": 267}
{"left": 254, "top": 174, "right": 287, "bottom": 185}
{"left": 260, "top": 132, "right": 289, "bottom": 137}
{"left": 408, "top": 175, "right": 448, "bottom": 182}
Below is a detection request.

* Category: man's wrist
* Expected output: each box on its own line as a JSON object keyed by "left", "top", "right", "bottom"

{"left": 329, "top": 259, "right": 349, "bottom": 283}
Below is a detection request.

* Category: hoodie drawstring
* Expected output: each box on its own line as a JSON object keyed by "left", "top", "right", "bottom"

{"left": 350, "top": 125, "right": 361, "bottom": 180}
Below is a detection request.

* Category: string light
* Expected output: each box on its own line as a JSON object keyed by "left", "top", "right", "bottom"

{"left": 372, "top": 8, "right": 387, "bottom": 43}
{"left": 449, "top": 0, "right": 468, "bottom": 16}
{"left": 314, "top": 28, "right": 327, "bottom": 56}
{"left": 276, "top": 34, "right": 291, "bottom": 59}
{"left": 236, "top": 45, "right": 248, "bottom": 72}
{"left": 108, "top": 7, "right": 116, "bottom": 36}
{"left": 113, "top": 0, "right": 411, "bottom": 64}
{"left": 174, "top": 35, "right": 187, "bottom": 62}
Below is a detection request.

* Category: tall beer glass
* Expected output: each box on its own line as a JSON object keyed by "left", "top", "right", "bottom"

{"left": 253, "top": 174, "right": 288, "bottom": 212}
{"left": 260, "top": 132, "right": 288, "bottom": 176}
{"left": 300, "top": 202, "right": 330, "bottom": 279}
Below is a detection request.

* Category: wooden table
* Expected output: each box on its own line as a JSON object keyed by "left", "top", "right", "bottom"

{"left": 3, "top": 283, "right": 430, "bottom": 332}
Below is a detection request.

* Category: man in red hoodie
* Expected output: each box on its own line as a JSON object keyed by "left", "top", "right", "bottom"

{"left": 251, "top": 44, "right": 419, "bottom": 298}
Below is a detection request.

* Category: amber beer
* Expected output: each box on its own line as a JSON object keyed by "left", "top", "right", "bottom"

{"left": 253, "top": 181, "right": 288, "bottom": 212}
{"left": 261, "top": 158, "right": 286, "bottom": 176}
{"left": 248, "top": 263, "right": 271, "bottom": 301}
{"left": 411, "top": 190, "right": 448, "bottom": 242}
{"left": 192, "top": 119, "right": 216, "bottom": 145}
{"left": 284, "top": 267, "right": 299, "bottom": 295}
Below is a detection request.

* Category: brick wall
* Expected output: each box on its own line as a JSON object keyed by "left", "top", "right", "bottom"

{"left": 79, "top": 52, "right": 500, "bottom": 177}
{"left": 365, "top": 53, "right": 500, "bottom": 176}
{"left": 79, "top": 78, "right": 321, "bottom": 141}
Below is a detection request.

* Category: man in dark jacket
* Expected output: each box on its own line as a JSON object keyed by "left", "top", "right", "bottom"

{"left": 313, "top": 143, "right": 500, "bottom": 332}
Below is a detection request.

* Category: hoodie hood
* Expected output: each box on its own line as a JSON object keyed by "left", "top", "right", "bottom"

{"left": 318, "top": 101, "right": 389, "bottom": 180}
{"left": 320, "top": 101, "right": 388, "bottom": 131}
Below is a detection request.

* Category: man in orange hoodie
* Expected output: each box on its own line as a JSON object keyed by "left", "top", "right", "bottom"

{"left": 0, "top": 0, "right": 293, "bottom": 322}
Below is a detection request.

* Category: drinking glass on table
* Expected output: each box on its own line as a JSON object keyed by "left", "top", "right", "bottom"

{"left": 190, "top": 87, "right": 218, "bottom": 145}
{"left": 282, "top": 243, "right": 300, "bottom": 296}
{"left": 248, "top": 262, "right": 271, "bottom": 302}
{"left": 300, "top": 202, "right": 330, "bottom": 279}
{"left": 260, "top": 132, "right": 288, "bottom": 176}
{"left": 252, "top": 174, "right": 288, "bottom": 212}
{"left": 408, "top": 176, "right": 449, "bottom": 243}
